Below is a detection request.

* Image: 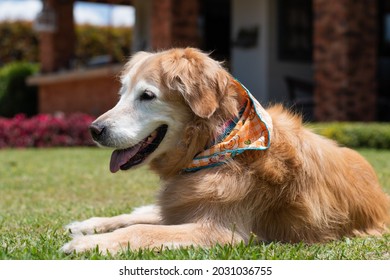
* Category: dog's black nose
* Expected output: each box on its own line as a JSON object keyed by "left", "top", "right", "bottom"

{"left": 89, "top": 122, "right": 105, "bottom": 141}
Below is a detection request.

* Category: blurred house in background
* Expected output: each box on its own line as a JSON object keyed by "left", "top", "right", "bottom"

{"left": 28, "top": 0, "right": 390, "bottom": 121}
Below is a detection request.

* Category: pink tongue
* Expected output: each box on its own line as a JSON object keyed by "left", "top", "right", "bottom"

{"left": 109, "top": 143, "right": 142, "bottom": 173}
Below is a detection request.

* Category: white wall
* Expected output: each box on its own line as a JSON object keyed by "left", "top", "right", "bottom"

{"left": 231, "top": 0, "right": 313, "bottom": 104}
{"left": 231, "top": 0, "right": 270, "bottom": 103}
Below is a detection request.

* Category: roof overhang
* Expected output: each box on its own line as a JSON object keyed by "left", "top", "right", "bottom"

{"left": 78, "top": 0, "right": 134, "bottom": 6}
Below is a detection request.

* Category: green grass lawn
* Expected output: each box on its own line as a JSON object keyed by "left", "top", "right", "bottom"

{"left": 0, "top": 148, "right": 389, "bottom": 260}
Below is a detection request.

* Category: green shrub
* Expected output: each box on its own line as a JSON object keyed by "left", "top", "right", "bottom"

{"left": 309, "top": 123, "right": 390, "bottom": 149}
{"left": 75, "top": 24, "right": 132, "bottom": 65}
{"left": 0, "top": 21, "right": 132, "bottom": 66}
{"left": 0, "top": 62, "right": 39, "bottom": 117}
{"left": 0, "top": 21, "right": 38, "bottom": 64}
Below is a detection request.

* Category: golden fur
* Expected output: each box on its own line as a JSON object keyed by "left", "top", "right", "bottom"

{"left": 63, "top": 48, "right": 390, "bottom": 254}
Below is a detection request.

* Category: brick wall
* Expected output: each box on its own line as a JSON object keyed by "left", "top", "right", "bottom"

{"left": 38, "top": 77, "right": 119, "bottom": 116}
{"left": 29, "top": 66, "right": 122, "bottom": 116}
{"left": 313, "top": 0, "right": 377, "bottom": 121}
{"left": 172, "top": 0, "right": 200, "bottom": 47}
{"left": 151, "top": 0, "right": 200, "bottom": 50}
{"left": 151, "top": 0, "right": 172, "bottom": 49}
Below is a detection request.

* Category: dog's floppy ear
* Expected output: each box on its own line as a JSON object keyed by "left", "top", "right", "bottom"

{"left": 161, "top": 48, "right": 229, "bottom": 118}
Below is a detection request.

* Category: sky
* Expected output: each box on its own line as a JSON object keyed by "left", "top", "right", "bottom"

{"left": 0, "top": 0, "right": 135, "bottom": 26}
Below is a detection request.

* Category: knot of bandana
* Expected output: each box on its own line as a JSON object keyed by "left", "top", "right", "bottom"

{"left": 184, "top": 79, "right": 273, "bottom": 172}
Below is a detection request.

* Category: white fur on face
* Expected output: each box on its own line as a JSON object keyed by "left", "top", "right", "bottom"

{"left": 93, "top": 74, "right": 190, "bottom": 166}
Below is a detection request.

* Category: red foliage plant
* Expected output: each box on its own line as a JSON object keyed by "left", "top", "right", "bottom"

{"left": 0, "top": 113, "right": 95, "bottom": 148}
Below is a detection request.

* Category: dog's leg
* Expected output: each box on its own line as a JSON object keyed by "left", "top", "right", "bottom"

{"left": 62, "top": 223, "right": 243, "bottom": 254}
{"left": 65, "top": 205, "right": 161, "bottom": 235}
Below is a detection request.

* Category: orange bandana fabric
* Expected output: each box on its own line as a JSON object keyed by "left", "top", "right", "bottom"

{"left": 185, "top": 79, "right": 273, "bottom": 172}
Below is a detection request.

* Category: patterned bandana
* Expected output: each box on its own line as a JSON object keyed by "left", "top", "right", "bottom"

{"left": 184, "top": 79, "right": 273, "bottom": 172}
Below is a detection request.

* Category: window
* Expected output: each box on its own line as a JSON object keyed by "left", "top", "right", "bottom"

{"left": 278, "top": 0, "right": 313, "bottom": 62}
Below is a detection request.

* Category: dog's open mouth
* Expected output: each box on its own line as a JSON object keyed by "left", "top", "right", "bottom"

{"left": 109, "top": 125, "right": 168, "bottom": 173}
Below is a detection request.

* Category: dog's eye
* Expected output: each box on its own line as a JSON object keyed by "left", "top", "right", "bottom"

{"left": 140, "top": 90, "right": 156, "bottom": 101}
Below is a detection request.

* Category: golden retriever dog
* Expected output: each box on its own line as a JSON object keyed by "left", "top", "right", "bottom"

{"left": 62, "top": 48, "right": 390, "bottom": 254}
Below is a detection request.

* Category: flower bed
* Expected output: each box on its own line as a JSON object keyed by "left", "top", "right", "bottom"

{"left": 2, "top": 115, "right": 390, "bottom": 149}
{"left": 0, "top": 113, "right": 95, "bottom": 148}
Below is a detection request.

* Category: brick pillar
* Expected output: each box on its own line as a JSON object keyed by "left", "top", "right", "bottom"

{"left": 39, "top": 0, "right": 75, "bottom": 73}
{"left": 151, "top": 0, "right": 173, "bottom": 49}
{"left": 313, "top": 0, "right": 377, "bottom": 121}
{"left": 151, "top": 0, "right": 200, "bottom": 50}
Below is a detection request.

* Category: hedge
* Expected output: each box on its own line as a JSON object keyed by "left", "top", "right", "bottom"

{"left": 0, "top": 113, "right": 94, "bottom": 148}
{"left": 0, "top": 21, "right": 38, "bottom": 64}
{"left": 0, "top": 62, "right": 39, "bottom": 117}
{"left": 309, "top": 123, "right": 390, "bottom": 149}
{"left": 0, "top": 21, "right": 132, "bottom": 66}
{"left": 75, "top": 24, "right": 132, "bottom": 66}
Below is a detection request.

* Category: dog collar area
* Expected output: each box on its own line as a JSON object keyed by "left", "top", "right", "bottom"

{"left": 184, "top": 79, "right": 272, "bottom": 172}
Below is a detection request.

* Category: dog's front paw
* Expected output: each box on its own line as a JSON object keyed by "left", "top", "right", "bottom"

{"left": 61, "top": 236, "right": 89, "bottom": 254}
{"left": 61, "top": 235, "right": 106, "bottom": 254}
{"left": 65, "top": 217, "right": 111, "bottom": 235}
{"left": 61, "top": 231, "right": 129, "bottom": 255}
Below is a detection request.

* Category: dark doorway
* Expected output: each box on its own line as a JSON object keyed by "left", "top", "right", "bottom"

{"left": 378, "top": 0, "right": 390, "bottom": 121}
{"left": 199, "top": 0, "right": 231, "bottom": 67}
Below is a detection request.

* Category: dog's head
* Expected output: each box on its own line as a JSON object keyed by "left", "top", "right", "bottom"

{"left": 90, "top": 48, "right": 237, "bottom": 174}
